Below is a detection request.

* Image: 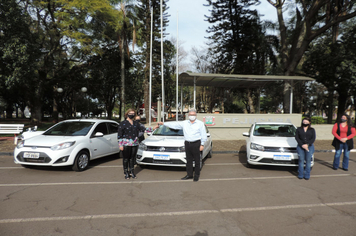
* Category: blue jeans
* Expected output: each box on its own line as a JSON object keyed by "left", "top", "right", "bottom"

{"left": 333, "top": 143, "right": 350, "bottom": 170}
{"left": 297, "top": 145, "right": 314, "bottom": 179}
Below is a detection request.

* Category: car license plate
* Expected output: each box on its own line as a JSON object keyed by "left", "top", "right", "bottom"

{"left": 273, "top": 154, "right": 291, "bottom": 161}
{"left": 153, "top": 154, "right": 170, "bottom": 160}
{"left": 23, "top": 152, "right": 40, "bottom": 159}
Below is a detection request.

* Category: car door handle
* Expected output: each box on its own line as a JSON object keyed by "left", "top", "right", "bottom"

{"left": 106, "top": 138, "right": 111, "bottom": 141}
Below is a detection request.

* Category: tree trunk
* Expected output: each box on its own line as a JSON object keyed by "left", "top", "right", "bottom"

{"left": 337, "top": 91, "right": 348, "bottom": 121}
{"left": 327, "top": 88, "right": 334, "bottom": 124}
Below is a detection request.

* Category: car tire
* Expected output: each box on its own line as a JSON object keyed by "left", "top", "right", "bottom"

{"left": 72, "top": 150, "right": 90, "bottom": 172}
{"left": 138, "top": 164, "right": 145, "bottom": 169}
{"left": 246, "top": 158, "right": 253, "bottom": 168}
{"left": 207, "top": 146, "right": 213, "bottom": 158}
{"left": 21, "top": 164, "right": 34, "bottom": 169}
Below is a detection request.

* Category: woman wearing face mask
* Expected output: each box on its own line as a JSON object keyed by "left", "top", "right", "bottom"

{"left": 295, "top": 117, "right": 316, "bottom": 180}
{"left": 118, "top": 109, "right": 159, "bottom": 179}
{"left": 332, "top": 114, "right": 355, "bottom": 171}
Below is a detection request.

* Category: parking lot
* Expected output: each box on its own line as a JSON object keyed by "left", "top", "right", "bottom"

{"left": 1, "top": 151, "right": 355, "bottom": 236}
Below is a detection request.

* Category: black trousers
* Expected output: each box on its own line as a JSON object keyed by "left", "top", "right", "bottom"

{"left": 122, "top": 146, "right": 138, "bottom": 171}
{"left": 185, "top": 140, "right": 201, "bottom": 177}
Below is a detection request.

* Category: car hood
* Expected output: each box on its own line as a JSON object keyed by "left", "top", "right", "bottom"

{"left": 251, "top": 136, "right": 297, "bottom": 147}
{"left": 143, "top": 135, "right": 185, "bottom": 146}
{"left": 23, "top": 135, "right": 82, "bottom": 147}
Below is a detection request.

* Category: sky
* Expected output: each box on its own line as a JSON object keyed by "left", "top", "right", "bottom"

{"left": 165, "top": 0, "right": 278, "bottom": 56}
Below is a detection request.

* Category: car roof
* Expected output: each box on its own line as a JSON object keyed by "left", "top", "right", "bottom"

{"left": 60, "top": 119, "right": 118, "bottom": 123}
{"left": 254, "top": 122, "right": 294, "bottom": 125}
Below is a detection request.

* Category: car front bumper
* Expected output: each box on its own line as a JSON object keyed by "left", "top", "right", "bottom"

{"left": 247, "top": 150, "right": 314, "bottom": 167}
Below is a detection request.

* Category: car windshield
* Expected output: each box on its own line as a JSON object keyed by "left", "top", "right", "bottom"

{"left": 43, "top": 121, "right": 95, "bottom": 136}
{"left": 152, "top": 125, "right": 184, "bottom": 136}
{"left": 253, "top": 124, "right": 296, "bottom": 137}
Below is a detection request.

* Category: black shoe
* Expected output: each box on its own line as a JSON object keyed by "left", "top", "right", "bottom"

{"left": 181, "top": 175, "right": 193, "bottom": 180}
{"left": 124, "top": 171, "right": 130, "bottom": 179}
{"left": 193, "top": 176, "right": 199, "bottom": 182}
{"left": 332, "top": 167, "right": 337, "bottom": 170}
{"left": 342, "top": 168, "right": 348, "bottom": 171}
{"left": 304, "top": 178, "right": 310, "bottom": 180}
{"left": 130, "top": 170, "right": 137, "bottom": 179}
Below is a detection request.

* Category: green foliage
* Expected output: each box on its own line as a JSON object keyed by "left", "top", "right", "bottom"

{"left": 303, "top": 116, "right": 325, "bottom": 125}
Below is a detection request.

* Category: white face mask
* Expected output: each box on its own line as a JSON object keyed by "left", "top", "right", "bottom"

{"left": 188, "top": 115, "right": 196, "bottom": 121}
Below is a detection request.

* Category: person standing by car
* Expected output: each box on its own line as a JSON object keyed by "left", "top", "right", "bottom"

{"left": 118, "top": 109, "right": 159, "bottom": 179}
{"left": 295, "top": 117, "right": 316, "bottom": 180}
{"left": 332, "top": 113, "right": 355, "bottom": 171}
{"left": 158, "top": 108, "right": 207, "bottom": 182}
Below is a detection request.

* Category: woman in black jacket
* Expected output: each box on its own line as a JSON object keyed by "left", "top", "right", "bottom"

{"left": 118, "top": 108, "right": 158, "bottom": 179}
{"left": 295, "top": 117, "right": 316, "bottom": 180}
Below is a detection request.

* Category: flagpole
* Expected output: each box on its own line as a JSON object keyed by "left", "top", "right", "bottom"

{"left": 176, "top": 11, "right": 179, "bottom": 121}
{"left": 160, "top": 0, "right": 164, "bottom": 122}
{"left": 149, "top": 7, "right": 153, "bottom": 126}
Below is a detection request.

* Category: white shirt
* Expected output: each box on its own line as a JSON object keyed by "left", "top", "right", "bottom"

{"left": 164, "top": 119, "right": 207, "bottom": 146}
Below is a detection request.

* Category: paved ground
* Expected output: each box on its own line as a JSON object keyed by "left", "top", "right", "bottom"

{"left": 0, "top": 151, "right": 355, "bottom": 236}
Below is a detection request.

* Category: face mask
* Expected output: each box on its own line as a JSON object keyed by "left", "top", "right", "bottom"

{"left": 341, "top": 119, "right": 347, "bottom": 123}
{"left": 188, "top": 116, "right": 196, "bottom": 121}
{"left": 128, "top": 114, "right": 135, "bottom": 119}
{"left": 302, "top": 123, "right": 309, "bottom": 127}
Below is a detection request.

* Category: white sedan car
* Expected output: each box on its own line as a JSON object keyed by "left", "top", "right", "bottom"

{"left": 136, "top": 125, "right": 213, "bottom": 167}
{"left": 14, "top": 119, "right": 120, "bottom": 171}
{"left": 243, "top": 122, "right": 314, "bottom": 167}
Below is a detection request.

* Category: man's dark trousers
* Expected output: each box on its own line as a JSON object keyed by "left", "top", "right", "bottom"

{"left": 185, "top": 140, "right": 201, "bottom": 177}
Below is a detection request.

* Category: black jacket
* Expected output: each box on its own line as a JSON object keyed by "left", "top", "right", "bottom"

{"left": 295, "top": 126, "right": 316, "bottom": 147}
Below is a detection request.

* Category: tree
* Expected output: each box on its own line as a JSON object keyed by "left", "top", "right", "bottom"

{"left": 204, "top": 0, "right": 277, "bottom": 113}
{"left": 136, "top": 0, "right": 170, "bottom": 121}
{"left": 266, "top": 0, "right": 356, "bottom": 113}
{"left": 303, "top": 23, "right": 356, "bottom": 121}
{"left": 0, "top": 0, "right": 40, "bottom": 119}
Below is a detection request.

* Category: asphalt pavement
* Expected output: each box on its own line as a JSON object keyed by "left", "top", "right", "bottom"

{"left": 0, "top": 151, "right": 355, "bottom": 236}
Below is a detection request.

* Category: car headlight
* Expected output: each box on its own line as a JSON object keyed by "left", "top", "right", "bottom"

{"left": 178, "top": 146, "right": 185, "bottom": 152}
{"left": 50, "top": 141, "right": 76, "bottom": 151}
{"left": 250, "top": 143, "right": 264, "bottom": 151}
{"left": 16, "top": 140, "right": 25, "bottom": 149}
{"left": 139, "top": 143, "right": 147, "bottom": 151}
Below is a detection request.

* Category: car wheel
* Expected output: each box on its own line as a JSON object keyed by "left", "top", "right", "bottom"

{"left": 21, "top": 164, "right": 34, "bottom": 169}
{"left": 138, "top": 164, "right": 145, "bottom": 169}
{"left": 246, "top": 157, "right": 253, "bottom": 168}
{"left": 207, "top": 146, "right": 213, "bottom": 158}
{"left": 72, "top": 151, "right": 90, "bottom": 172}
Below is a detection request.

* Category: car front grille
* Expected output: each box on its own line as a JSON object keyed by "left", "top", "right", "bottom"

{"left": 259, "top": 158, "right": 299, "bottom": 165}
{"left": 16, "top": 152, "right": 52, "bottom": 163}
{"left": 264, "top": 147, "right": 297, "bottom": 153}
{"left": 140, "top": 158, "right": 185, "bottom": 165}
{"left": 146, "top": 146, "right": 182, "bottom": 152}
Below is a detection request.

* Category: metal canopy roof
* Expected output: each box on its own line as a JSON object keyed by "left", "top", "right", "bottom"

{"left": 178, "top": 72, "right": 315, "bottom": 88}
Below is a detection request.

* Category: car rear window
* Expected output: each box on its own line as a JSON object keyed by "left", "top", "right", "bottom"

{"left": 43, "top": 122, "right": 95, "bottom": 136}
{"left": 253, "top": 124, "right": 296, "bottom": 137}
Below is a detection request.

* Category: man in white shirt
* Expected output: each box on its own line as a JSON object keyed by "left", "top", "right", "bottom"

{"left": 158, "top": 109, "right": 207, "bottom": 181}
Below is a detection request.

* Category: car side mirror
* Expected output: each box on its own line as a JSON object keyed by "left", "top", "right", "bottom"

{"left": 94, "top": 132, "right": 104, "bottom": 137}
{"left": 207, "top": 133, "right": 211, "bottom": 137}
{"left": 147, "top": 133, "right": 152, "bottom": 136}
{"left": 242, "top": 132, "right": 250, "bottom": 137}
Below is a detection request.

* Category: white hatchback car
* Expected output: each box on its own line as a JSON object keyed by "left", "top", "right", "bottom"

{"left": 136, "top": 125, "right": 213, "bottom": 167}
{"left": 243, "top": 122, "right": 314, "bottom": 167}
{"left": 14, "top": 119, "right": 120, "bottom": 171}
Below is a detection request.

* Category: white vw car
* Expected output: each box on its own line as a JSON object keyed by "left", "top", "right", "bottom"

{"left": 243, "top": 122, "right": 314, "bottom": 167}
{"left": 14, "top": 119, "right": 120, "bottom": 171}
{"left": 136, "top": 125, "right": 213, "bottom": 167}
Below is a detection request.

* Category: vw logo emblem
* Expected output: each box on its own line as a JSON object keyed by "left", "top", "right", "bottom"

{"left": 159, "top": 147, "right": 165, "bottom": 152}
{"left": 279, "top": 147, "right": 285, "bottom": 153}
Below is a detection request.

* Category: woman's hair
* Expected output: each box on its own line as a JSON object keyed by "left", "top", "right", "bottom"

{"left": 301, "top": 116, "right": 311, "bottom": 128}
{"left": 125, "top": 108, "right": 136, "bottom": 118}
{"left": 339, "top": 113, "right": 353, "bottom": 127}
